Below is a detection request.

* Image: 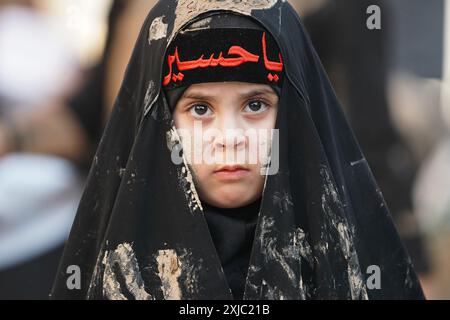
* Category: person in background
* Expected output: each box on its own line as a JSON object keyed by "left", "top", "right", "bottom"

{"left": 0, "top": 0, "right": 157, "bottom": 165}
{"left": 298, "top": 0, "right": 431, "bottom": 288}
{"left": 0, "top": 0, "right": 157, "bottom": 300}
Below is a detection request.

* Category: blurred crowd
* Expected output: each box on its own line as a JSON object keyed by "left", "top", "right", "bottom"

{"left": 0, "top": 0, "right": 448, "bottom": 299}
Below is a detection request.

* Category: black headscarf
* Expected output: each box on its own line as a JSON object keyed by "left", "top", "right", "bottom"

{"left": 51, "top": 0, "right": 424, "bottom": 300}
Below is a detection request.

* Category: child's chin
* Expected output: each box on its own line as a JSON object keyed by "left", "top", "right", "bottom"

{"left": 208, "top": 189, "right": 257, "bottom": 209}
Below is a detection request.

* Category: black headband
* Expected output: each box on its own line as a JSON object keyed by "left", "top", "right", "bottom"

{"left": 162, "top": 27, "right": 284, "bottom": 91}
{"left": 162, "top": 14, "right": 284, "bottom": 111}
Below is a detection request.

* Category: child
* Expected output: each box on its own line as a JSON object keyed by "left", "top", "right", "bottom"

{"left": 52, "top": 1, "right": 424, "bottom": 300}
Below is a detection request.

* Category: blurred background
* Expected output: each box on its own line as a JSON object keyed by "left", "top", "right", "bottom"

{"left": 0, "top": 0, "right": 448, "bottom": 300}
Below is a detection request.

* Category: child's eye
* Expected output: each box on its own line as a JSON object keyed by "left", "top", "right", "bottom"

{"left": 243, "top": 100, "right": 269, "bottom": 114}
{"left": 189, "top": 104, "right": 213, "bottom": 118}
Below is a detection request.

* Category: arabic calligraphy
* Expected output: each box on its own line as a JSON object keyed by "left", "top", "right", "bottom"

{"left": 163, "top": 32, "right": 284, "bottom": 86}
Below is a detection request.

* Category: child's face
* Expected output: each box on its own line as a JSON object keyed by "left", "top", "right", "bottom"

{"left": 173, "top": 82, "right": 279, "bottom": 209}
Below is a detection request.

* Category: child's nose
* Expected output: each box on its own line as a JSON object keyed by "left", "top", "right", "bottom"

{"left": 212, "top": 114, "right": 246, "bottom": 150}
{"left": 214, "top": 129, "right": 246, "bottom": 151}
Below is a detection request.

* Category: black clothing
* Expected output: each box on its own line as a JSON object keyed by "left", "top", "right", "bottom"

{"left": 52, "top": 1, "right": 424, "bottom": 300}
{"left": 203, "top": 200, "right": 260, "bottom": 300}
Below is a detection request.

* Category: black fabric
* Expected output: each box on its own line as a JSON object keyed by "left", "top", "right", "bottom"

{"left": 51, "top": 1, "right": 424, "bottom": 300}
{"left": 303, "top": 0, "right": 429, "bottom": 273}
{"left": 164, "top": 86, "right": 188, "bottom": 112}
{"left": 0, "top": 245, "right": 64, "bottom": 300}
{"left": 203, "top": 200, "right": 260, "bottom": 300}
{"left": 162, "top": 28, "right": 284, "bottom": 90}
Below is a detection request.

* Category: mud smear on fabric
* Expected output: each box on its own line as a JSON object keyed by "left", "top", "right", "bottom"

{"left": 166, "top": 127, "right": 203, "bottom": 213}
{"left": 181, "top": 17, "right": 212, "bottom": 33}
{"left": 155, "top": 248, "right": 202, "bottom": 300}
{"left": 320, "top": 167, "right": 369, "bottom": 300}
{"left": 272, "top": 190, "right": 293, "bottom": 214}
{"left": 102, "top": 243, "right": 153, "bottom": 300}
{"left": 248, "top": 216, "right": 313, "bottom": 299}
{"left": 101, "top": 243, "right": 202, "bottom": 300}
{"left": 172, "top": 0, "right": 277, "bottom": 41}
{"left": 149, "top": 16, "right": 168, "bottom": 44}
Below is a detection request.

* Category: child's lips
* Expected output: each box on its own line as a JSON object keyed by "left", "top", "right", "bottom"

{"left": 213, "top": 165, "right": 250, "bottom": 181}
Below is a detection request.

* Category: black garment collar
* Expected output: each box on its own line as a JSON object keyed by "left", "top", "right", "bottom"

{"left": 203, "top": 200, "right": 260, "bottom": 299}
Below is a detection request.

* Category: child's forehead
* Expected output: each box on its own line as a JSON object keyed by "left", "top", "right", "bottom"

{"left": 182, "top": 82, "right": 277, "bottom": 98}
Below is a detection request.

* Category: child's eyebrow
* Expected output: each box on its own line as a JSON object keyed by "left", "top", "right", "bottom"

{"left": 240, "top": 88, "right": 277, "bottom": 100}
{"left": 182, "top": 88, "right": 276, "bottom": 102}
{"left": 181, "top": 92, "right": 217, "bottom": 102}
